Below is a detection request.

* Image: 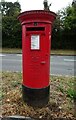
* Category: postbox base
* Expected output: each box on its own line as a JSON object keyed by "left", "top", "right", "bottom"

{"left": 22, "top": 84, "right": 50, "bottom": 107}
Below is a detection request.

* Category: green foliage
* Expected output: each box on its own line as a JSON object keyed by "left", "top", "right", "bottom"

{"left": 2, "top": 16, "right": 21, "bottom": 48}
{"left": 1, "top": 2, "right": 76, "bottom": 49}
{"left": 52, "top": 12, "right": 62, "bottom": 49}
{"left": 66, "top": 88, "right": 76, "bottom": 99}
{"left": 66, "top": 78, "right": 76, "bottom": 99}
{"left": 52, "top": 4, "right": 76, "bottom": 50}
{"left": 1, "top": 2, "right": 21, "bottom": 16}
{"left": 63, "top": 5, "right": 76, "bottom": 30}
{"left": 56, "top": 76, "right": 76, "bottom": 100}
{"left": 1, "top": 1, "right": 22, "bottom": 48}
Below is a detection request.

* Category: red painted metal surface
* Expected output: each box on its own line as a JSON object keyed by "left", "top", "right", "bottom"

{"left": 18, "top": 10, "right": 56, "bottom": 89}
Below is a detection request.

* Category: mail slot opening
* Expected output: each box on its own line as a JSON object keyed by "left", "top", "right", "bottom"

{"left": 26, "top": 27, "right": 45, "bottom": 31}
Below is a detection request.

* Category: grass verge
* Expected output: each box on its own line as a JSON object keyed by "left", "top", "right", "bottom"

{"left": 1, "top": 48, "right": 22, "bottom": 54}
{"left": 0, "top": 48, "right": 75, "bottom": 55}
{"left": 0, "top": 72, "right": 76, "bottom": 119}
{"left": 51, "top": 49, "right": 75, "bottom": 56}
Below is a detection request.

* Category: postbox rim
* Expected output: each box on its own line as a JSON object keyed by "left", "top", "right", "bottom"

{"left": 18, "top": 10, "right": 57, "bottom": 20}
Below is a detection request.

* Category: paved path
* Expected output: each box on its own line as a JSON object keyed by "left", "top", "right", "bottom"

{"left": 0, "top": 53, "right": 76, "bottom": 76}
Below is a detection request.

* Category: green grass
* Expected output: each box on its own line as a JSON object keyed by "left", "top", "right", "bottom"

{"left": 1, "top": 72, "right": 76, "bottom": 119}
{"left": 0, "top": 48, "right": 75, "bottom": 55}
{"left": 51, "top": 49, "right": 75, "bottom": 55}
{"left": 1, "top": 48, "right": 22, "bottom": 54}
{"left": 66, "top": 88, "right": 76, "bottom": 99}
{"left": 51, "top": 76, "right": 76, "bottom": 99}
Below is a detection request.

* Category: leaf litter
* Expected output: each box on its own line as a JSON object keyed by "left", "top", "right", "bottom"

{"left": 1, "top": 72, "right": 76, "bottom": 120}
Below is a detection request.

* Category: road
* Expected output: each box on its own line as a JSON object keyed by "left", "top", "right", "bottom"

{"left": 0, "top": 53, "right": 76, "bottom": 76}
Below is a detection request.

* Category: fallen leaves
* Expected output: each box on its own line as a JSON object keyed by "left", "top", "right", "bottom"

{"left": 1, "top": 72, "right": 76, "bottom": 120}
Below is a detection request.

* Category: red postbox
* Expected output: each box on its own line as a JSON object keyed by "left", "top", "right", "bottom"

{"left": 18, "top": 10, "right": 56, "bottom": 106}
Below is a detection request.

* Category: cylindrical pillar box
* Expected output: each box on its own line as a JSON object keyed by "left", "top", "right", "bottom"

{"left": 18, "top": 10, "right": 56, "bottom": 106}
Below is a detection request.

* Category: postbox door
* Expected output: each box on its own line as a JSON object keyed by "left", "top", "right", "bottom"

{"left": 23, "top": 29, "right": 50, "bottom": 88}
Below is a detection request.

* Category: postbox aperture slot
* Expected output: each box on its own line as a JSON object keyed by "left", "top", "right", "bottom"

{"left": 31, "top": 35, "right": 40, "bottom": 50}
{"left": 26, "top": 27, "right": 45, "bottom": 31}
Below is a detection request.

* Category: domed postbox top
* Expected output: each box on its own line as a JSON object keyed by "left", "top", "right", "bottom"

{"left": 18, "top": 10, "right": 56, "bottom": 25}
